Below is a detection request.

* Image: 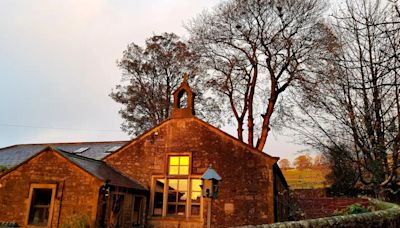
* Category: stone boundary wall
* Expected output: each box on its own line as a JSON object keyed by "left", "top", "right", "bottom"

{"left": 234, "top": 199, "right": 400, "bottom": 228}
{"left": 293, "top": 189, "right": 369, "bottom": 218}
{"left": 298, "top": 197, "right": 369, "bottom": 219}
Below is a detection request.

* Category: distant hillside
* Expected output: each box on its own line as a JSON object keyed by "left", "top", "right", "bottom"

{"left": 282, "top": 168, "right": 331, "bottom": 189}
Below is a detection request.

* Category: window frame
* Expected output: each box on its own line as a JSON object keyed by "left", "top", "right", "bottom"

{"left": 166, "top": 153, "right": 192, "bottom": 176}
{"left": 149, "top": 153, "right": 203, "bottom": 220}
{"left": 25, "top": 183, "right": 57, "bottom": 227}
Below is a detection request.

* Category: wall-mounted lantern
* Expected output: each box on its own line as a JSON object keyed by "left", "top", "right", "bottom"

{"left": 100, "top": 180, "right": 111, "bottom": 197}
{"left": 100, "top": 180, "right": 111, "bottom": 227}
{"left": 201, "top": 165, "right": 222, "bottom": 198}
{"left": 201, "top": 165, "right": 222, "bottom": 228}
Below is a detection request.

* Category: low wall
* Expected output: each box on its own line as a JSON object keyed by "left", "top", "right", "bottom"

{"left": 293, "top": 189, "right": 369, "bottom": 219}
{"left": 234, "top": 199, "right": 400, "bottom": 228}
{"left": 299, "top": 197, "right": 369, "bottom": 219}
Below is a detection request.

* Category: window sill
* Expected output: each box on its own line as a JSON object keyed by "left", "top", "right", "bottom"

{"left": 148, "top": 216, "right": 203, "bottom": 222}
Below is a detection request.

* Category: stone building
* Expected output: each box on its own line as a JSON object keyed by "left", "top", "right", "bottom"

{"left": 0, "top": 79, "right": 288, "bottom": 227}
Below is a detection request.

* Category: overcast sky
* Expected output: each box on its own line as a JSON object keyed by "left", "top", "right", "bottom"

{"left": 0, "top": 0, "right": 313, "bottom": 161}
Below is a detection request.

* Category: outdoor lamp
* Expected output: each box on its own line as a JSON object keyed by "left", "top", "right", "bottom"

{"left": 201, "top": 165, "right": 222, "bottom": 199}
{"left": 101, "top": 180, "right": 111, "bottom": 197}
{"left": 201, "top": 165, "right": 222, "bottom": 228}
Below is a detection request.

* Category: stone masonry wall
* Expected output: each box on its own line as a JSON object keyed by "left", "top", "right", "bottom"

{"left": 235, "top": 199, "right": 400, "bottom": 228}
{"left": 105, "top": 117, "right": 278, "bottom": 228}
{"left": 293, "top": 189, "right": 369, "bottom": 219}
{"left": 0, "top": 149, "right": 103, "bottom": 227}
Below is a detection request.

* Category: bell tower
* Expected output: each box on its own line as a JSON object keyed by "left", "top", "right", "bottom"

{"left": 171, "top": 73, "right": 195, "bottom": 118}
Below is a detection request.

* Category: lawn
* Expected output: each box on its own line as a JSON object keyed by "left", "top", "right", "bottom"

{"left": 282, "top": 168, "right": 331, "bottom": 189}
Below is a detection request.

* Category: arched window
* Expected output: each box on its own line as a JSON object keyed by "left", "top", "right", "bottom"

{"left": 178, "top": 90, "right": 188, "bottom": 109}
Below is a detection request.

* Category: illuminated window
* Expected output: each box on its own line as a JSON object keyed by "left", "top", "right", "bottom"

{"left": 168, "top": 156, "right": 189, "bottom": 175}
{"left": 151, "top": 154, "right": 202, "bottom": 218}
{"left": 167, "top": 179, "right": 188, "bottom": 216}
{"left": 190, "top": 179, "right": 202, "bottom": 216}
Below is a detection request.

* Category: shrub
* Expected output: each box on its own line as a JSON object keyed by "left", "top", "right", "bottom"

{"left": 334, "top": 203, "right": 370, "bottom": 216}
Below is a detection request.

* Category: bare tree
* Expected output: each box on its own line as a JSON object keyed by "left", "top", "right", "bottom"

{"left": 292, "top": 0, "right": 400, "bottom": 198}
{"left": 188, "top": 0, "right": 328, "bottom": 150}
{"left": 313, "top": 154, "right": 329, "bottom": 169}
{"left": 111, "top": 33, "right": 221, "bottom": 136}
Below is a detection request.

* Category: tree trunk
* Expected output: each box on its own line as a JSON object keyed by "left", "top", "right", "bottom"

{"left": 247, "top": 65, "right": 258, "bottom": 147}
{"left": 237, "top": 120, "right": 244, "bottom": 142}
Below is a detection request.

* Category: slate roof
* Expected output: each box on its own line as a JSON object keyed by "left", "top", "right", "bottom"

{"left": 0, "top": 141, "right": 128, "bottom": 168}
{"left": 57, "top": 150, "right": 146, "bottom": 190}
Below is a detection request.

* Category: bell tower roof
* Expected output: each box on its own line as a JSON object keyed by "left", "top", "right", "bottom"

{"left": 171, "top": 73, "right": 195, "bottom": 118}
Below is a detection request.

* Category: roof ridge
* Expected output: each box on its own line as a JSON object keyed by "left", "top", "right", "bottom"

{"left": 57, "top": 150, "right": 105, "bottom": 163}
{"left": 191, "top": 116, "right": 279, "bottom": 160}
{"left": 0, "top": 140, "right": 130, "bottom": 150}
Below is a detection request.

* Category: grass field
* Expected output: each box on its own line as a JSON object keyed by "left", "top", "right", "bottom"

{"left": 282, "top": 168, "right": 331, "bottom": 189}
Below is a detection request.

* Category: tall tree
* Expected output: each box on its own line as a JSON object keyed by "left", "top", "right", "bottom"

{"left": 293, "top": 154, "right": 313, "bottom": 170}
{"left": 111, "top": 33, "right": 220, "bottom": 136}
{"left": 279, "top": 158, "right": 292, "bottom": 170}
{"left": 188, "top": 0, "right": 328, "bottom": 150}
{"left": 292, "top": 0, "right": 400, "bottom": 198}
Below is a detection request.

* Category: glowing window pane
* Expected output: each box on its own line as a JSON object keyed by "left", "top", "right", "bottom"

{"left": 180, "top": 156, "right": 189, "bottom": 165}
{"left": 169, "top": 166, "right": 179, "bottom": 175}
{"left": 168, "top": 179, "right": 178, "bottom": 190}
{"left": 192, "top": 179, "right": 202, "bottom": 192}
{"left": 179, "top": 166, "right": 189, "bottom": 175}
{"left": 168, "top": 156, "right": 190, "bottom": 175}
{"left": 178, "top": 180, "right": 187, "bottom": 191}
{"left": 191, "top": 192, "right": 201, "bottom": 203}
{"left": 170, "top": 157, "right": 179, "bottom": 165}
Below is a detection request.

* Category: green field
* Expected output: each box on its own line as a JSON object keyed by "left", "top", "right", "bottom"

{"left": 282, "top": 168, "right": 331, "bottom": 189}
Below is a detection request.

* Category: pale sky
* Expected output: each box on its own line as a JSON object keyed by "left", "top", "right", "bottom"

{"left": 0, "top": 0, "right": 313, "bottom": 161}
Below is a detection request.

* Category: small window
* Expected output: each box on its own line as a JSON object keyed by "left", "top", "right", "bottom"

{"left": 28, "top": 188, "right": 53, "bottom": 226}
{"left": 168, "top": 156, "right": 189, "bottom": 175}
{"left": 178, "top": 90, "right": 188, "bottom": 108}
{"left": 73, "top": 147, "right": 90, "bottom": 153}
{"left": 106, "top": 145, "right": 121, "bottom": 153}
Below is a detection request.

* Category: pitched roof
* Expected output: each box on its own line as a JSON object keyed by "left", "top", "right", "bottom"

{"left": 0, "top": 146, "right": 146, "bottom": 190}
{"left": 57, "top": 149, "right": 146, "bottom": 190}
{"left": 0, "top": 141, "right": 128, "bottom": 168}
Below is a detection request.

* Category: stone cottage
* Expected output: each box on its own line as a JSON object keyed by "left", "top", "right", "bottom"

{"left": 0, "top": 79, "right": 288, "bottom": 228}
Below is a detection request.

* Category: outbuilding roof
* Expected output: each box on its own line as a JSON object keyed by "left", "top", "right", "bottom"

{"left": 0, "top": 146, "right": 147, "bottom": 191}
{"left": 57, "top": 149, "right": 146, "bottom": 190}
{"left": 0, "top": 141, "right": 128, "bottom": 168}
